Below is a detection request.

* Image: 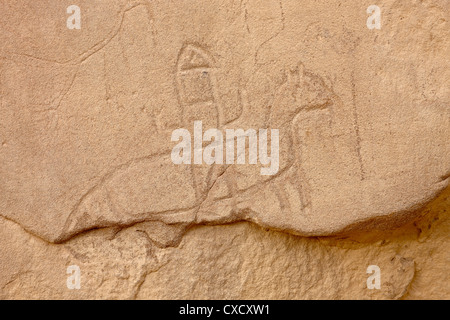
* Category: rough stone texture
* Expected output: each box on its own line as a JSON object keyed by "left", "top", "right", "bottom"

{"left": 0, "top": 184, "right": 449, "bottom": 299}
{"left": 0, "top": 0, "right": 449, "bottom": 299}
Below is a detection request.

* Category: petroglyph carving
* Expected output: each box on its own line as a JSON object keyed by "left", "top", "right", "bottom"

{"left": 58, "top": 42, "right": 347, "bottom": 241}
{"left": 1, "top": 0, "right": 449, "bottom": 301}
{"left": 0, "top": 0, "right": 448, "bottom": 246}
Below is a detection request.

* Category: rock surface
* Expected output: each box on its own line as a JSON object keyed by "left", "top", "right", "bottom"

{"left": 0, "top": 185, "right": 449, "bottom": 299}
{"left": 0, "top": 0, "right": 449, "bottom": 299}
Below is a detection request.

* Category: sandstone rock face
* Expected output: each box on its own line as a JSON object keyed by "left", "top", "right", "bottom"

{"left": 1, "top": 186, "right": 449, "bottom": 299}
{"left": 0, "top": 0, "right": 449, "bottom": 299}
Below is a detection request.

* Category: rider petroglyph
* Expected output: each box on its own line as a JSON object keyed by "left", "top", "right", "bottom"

{"left": 0, "top": 0, "right": 448, "bottom": 244}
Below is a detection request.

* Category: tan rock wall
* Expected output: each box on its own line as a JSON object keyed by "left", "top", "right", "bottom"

{"left": 0, "top": 0, "right": 449, "bottom": 299}
{"left": 1, "top": 187, "right": 448, "bottom": 299}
